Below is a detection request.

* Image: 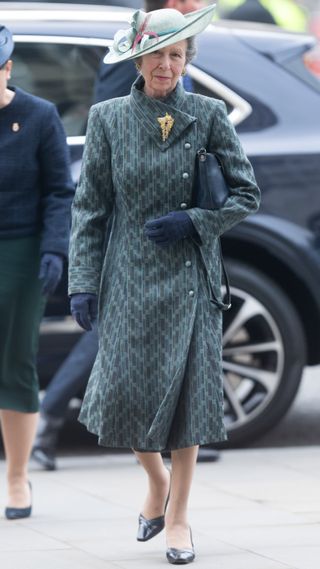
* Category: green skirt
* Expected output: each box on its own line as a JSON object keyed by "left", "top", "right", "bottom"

{"left": 0, "top": 236, "right": 45, "bottom": 413}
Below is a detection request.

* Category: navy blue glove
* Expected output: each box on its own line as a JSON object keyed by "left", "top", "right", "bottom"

{"left": 38, "top": 253, "right": 63, "bottom": 295}
{"left": 70, "top": 293, "right": 98, "bottom": 331}
{"left": 144, "top": 211, "right": 196, "bottom": 247}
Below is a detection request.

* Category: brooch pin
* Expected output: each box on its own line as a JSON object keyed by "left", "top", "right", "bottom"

{"left": 12, "top": 122, "right": 20, "bottom": 132}
{"left": 157, "top": 113, "right": 174, "bottom": 142}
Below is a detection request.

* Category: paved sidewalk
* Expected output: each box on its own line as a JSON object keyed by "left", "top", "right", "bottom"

{"left": 1, "top": 447, "right": 320, "bottom": 569}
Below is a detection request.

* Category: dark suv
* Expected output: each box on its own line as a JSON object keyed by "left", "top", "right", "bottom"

{"left": 2, "top": 2, "right": 320, "bottom": 446}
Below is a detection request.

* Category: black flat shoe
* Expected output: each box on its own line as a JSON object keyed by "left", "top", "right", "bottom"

{"left": 166, "top": 528, "right": 195, "bottom": 565}
{"left": 137, "top": 469, "right": 171, "bottom": 542}
{"left": 5, "top": 481, "right": 32, "bottom": 520}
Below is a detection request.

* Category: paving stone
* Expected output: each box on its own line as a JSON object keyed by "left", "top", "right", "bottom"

{"left": 1, "top": 447, "right": 320, "bottom": 569}
{"left": 0, "top": 549, "right": 119, "bottom": 569}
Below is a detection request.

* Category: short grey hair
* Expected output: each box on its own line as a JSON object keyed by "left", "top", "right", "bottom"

{"left": 135, "top": 36, "right": 197, "bottom": 68}
{"left": 186, "top": 36, "right": 197, "bottom": 64}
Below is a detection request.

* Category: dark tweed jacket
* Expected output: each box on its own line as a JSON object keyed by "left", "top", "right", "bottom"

{"left": 68, "top": 78, "right": 260, "bottom": 451}
{"left": 0, "top": 87, "right": 74, "bottom": 257}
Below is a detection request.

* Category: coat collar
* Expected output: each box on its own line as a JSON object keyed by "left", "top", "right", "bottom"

{"left": 130, "top": 76, "right": 197, "bottom": 151}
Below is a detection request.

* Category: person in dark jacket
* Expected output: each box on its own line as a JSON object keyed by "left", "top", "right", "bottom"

{"left": 217, "top": 0, "right": 307, "bottom": 30}
{"left": 32, "top": 327, "right": 99, "bottom": 470}
{"left": 220, "top": 0, "right": 276, "bottom": 24}
{"left": 0, "top": 25, "right": 74, "bottom": 520}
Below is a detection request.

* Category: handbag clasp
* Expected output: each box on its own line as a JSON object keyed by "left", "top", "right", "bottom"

{"left": 197, "top": 147, "right": 207, "bottom": 162}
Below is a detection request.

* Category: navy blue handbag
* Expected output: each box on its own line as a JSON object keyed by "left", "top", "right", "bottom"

{"left": 193, "top": 148, "right": 229, "bottom": 210}
{"left": 193, "top": 147, "right": 231, "bottom": 311}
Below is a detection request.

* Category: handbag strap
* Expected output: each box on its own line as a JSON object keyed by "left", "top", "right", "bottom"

{"left": 195, "top": 236, "right": 231, "bottom": 311}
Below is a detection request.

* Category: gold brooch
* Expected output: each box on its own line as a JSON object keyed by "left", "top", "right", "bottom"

{"left": 157, "top": 113, "right": 174, "bottom": 142}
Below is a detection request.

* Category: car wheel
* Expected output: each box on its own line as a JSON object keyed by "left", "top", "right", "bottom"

{"left": 220, "top": 261, "right": 306, "bottom": 446}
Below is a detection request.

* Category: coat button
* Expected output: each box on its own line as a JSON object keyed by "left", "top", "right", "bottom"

{"left": 182, "top": 172, "right": 189, "bottom": 179}
{"left": 185, "top": 260, "right": 192, "bottom": 267}
{"left": 180, "top": 202, "right": 187, "bottom": 209}
{"left": 189, "top": 290, "right": 195, "bottom": 297}
{"left": 185, "top": 142, "right": 191, "bottom": 149}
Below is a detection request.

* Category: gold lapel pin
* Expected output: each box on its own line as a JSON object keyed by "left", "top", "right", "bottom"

{"left": 157, "top": 113, "right": 174, "bottom": 142}
{"left": 12, "top": 122, "right": 20, "bottom": 132}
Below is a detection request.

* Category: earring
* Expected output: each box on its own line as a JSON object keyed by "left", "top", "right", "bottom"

{"left": 181, "top": 68, "right": 187, "bottom": 76}
{"left": 135, "top": 62, "right": 141, "bottom": 72}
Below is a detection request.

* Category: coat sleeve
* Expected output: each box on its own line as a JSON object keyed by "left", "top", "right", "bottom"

{"left": 39, "top": 103, "right": 75, "bottom": 258}
{"left": 68, "top": 105, "right": 114, "bottom": 295}
{"left": 186, "top": 100, "right": 260, "bottom": 246}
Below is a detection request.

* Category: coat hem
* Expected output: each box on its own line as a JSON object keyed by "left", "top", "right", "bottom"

{"left": 78, "top": 417, "right": 227, "bottom": 452}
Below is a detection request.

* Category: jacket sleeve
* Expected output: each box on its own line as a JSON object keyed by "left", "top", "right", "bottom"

{"left": 68, "top": 105, "right": 114, "bottom": 295}
{"left": 186, "top": 100, "right": 260, "bottom": 247}
{"left": 39, "top": 103, "right": 75, "bottom": 258}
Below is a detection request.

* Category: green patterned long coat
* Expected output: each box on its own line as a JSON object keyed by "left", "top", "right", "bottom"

{"left": 68, "top": 77, "right": 260, "bottom": 451}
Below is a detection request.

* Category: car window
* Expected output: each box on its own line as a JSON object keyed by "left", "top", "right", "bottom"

{"left": 193, "top": 73, "right": 277, "bottom": 132}
{"left": 188, "top": 67, "right": 253, "bottom": 127}
{"left": 12, "top": 42, "right": 106, "bottom": 136}
{"left": 191, "top": 77, "right": 232, "bottom": 113}
{"left": 196, "top": 72, "right": 276, "bottom": 133}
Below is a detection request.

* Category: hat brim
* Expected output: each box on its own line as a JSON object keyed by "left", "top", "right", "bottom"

{"left": 104, "top": 3, "right": 216, "bottom": 64}
{"left": 0, "top": 27, "right": 14, "bottom": 66}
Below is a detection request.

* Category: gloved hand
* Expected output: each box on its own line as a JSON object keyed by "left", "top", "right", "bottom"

{"left": 144, "top": 211, "right": 197, "bottom": 247}
{"left": 70, "top": 293, "right": 98, "bottom": 331}
{"left": 38, "top": 253, "right": 64, "bottom": 296}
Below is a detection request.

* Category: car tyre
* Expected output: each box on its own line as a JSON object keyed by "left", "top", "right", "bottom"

{"left": 220, "top": 260, "right": 307, "bottom": 447}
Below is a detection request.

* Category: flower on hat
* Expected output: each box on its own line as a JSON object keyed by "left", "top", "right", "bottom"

{"left": 111, "top": 12, "right": 162, "bottom": 57}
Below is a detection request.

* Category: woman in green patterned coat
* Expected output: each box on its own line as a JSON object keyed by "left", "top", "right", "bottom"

{"left": 69, "top": 4, "right": 260, "bottom": 564}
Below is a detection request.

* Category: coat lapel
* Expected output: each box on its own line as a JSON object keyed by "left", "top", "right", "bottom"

{"left": 130, "top": 77, "right": 197, "bottom": 151}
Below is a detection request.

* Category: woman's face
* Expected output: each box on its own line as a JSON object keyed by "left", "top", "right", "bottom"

{"left": 139, "top": 40, "right": 187, "bottom": 99}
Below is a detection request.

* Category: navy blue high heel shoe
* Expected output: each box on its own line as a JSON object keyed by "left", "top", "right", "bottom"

{"left": 137, "top": 512, "right": 166, "bottom": 541}
{"left": 5, "top": 481, "right": 32, "bottom": 520}
{"left": 137, "top": 469, "right": 171, "bottom": 542}
{"left": 166, "top": 527, "right": 195, "bottom": 565}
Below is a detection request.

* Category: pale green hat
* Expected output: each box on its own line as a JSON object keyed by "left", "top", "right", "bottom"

{"left": 104, "top": 3, "right": 216, "bottom": 64}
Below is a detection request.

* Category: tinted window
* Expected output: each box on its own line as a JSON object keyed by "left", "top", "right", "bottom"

{"left": 191, "top": 77, "right": 233, "bottom": 114}
{"left": 204, "top": 75, "right": 277, "bottom": 133}
{"left": 12, "top": 42, "right": 106, "bottom": 136}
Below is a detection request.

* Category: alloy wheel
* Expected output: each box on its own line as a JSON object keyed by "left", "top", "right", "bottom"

{"left": 222, "top": 286, "right": 285, "bottom": 433}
